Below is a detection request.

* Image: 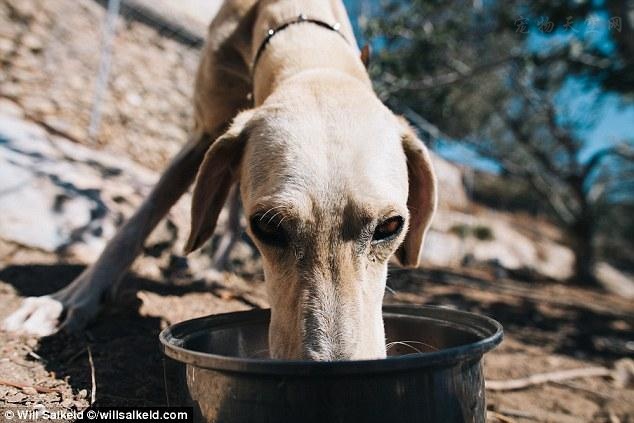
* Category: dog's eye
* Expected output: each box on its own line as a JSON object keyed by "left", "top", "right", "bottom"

{"left": 250, "top": 214, "right": 287, "bottom": 246}
{"left": 372, "top": 216, "right": 404, "bottom": 242}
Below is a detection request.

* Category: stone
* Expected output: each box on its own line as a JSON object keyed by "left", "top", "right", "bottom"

{"left": 0, "top": 115, "right": 149, "bottom": 258}
{"left": 429, "top": 153, "right": 469, "bottom": 209}
{"left": 421, "top": 209, "right": 575, "bottom": 280}
{"left": 613, "top": 358, "right": 634, "bottom": 388}
{"left": 595, "top": 262, "right": 634, "bottom": 299}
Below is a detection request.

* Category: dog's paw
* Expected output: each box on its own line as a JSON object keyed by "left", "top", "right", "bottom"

{"left": 3, "top": 296, "right": 64, "bottom": 336}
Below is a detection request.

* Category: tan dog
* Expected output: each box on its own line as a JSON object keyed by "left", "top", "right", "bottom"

{"left": 4, "top": 0, "right": 436, "bottom": 360}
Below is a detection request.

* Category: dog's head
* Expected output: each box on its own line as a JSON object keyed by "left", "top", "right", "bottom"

{"left": 185, "top": 72, "right": 436, "bottom": 360}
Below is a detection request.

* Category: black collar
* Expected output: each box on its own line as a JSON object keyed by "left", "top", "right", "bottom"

{"left": 252, "top": 14, "right": 349, "bottom": 72}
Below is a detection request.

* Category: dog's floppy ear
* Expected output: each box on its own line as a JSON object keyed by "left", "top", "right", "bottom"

{"left": 395, "top": 117, "right": 437, "bottom": 267}
{"left": 184, "top": 110, "right": 255, "bottom": 254}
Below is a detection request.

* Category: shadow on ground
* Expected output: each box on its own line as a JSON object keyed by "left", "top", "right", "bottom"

{"left": 387, "top": 268, "right": 633, "bottom": 363}
{"left": 1, "top": 263, "right": 631, "bottom": 406}
{"left": 0, "top": 263, "right": 217, "bottom": 406}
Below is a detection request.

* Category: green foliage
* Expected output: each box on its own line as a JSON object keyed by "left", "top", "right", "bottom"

{"left": 449, "top": 224, "right": 494, "bottom": 241}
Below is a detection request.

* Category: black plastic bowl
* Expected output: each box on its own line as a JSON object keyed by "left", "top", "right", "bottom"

{"left": 160, "top": 305, "right": 502, "bottom": 423}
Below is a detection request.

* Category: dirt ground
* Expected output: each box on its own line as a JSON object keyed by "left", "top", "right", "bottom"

{"left": 0, "top": 247, "right": 632, "bottom": 422}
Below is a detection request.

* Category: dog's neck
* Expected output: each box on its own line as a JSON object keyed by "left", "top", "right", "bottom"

{"left": 250, "top": 0, "right": 371, "bottom": 105}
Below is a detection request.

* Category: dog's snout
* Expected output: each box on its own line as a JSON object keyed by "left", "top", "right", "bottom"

{"left": 300, "top": 282, "right": 357, "bottom": 361}
{"left": 302, "top": 313, "right": 352, "bottom": 361}
{"left": 303, "top": 348, "right": 349, "bottom": 361}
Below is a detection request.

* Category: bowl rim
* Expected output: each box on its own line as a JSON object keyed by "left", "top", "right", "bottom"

{"left": 159, "top": 304, "right": 503, "bottom": 375}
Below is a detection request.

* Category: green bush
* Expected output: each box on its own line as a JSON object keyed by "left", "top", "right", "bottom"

{"left": 449, "top": 224, "right": 494, "bottom": 241}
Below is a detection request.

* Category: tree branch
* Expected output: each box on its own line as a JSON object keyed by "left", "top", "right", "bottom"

{"left": 581, "top": 143, "right": 634, "bottom": 182}
{"left": 400, "top": 106, "right": 451, "bottom": 142}
{"left": 510, "top": 79, "right": 581, "bottom": 177}
{"left": 395, "top": 55, "right": 518, "bottom": 92}
{"left": 495, "top": 105, "right": 562, "bottom": 177}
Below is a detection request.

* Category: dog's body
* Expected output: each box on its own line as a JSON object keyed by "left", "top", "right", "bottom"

{"left": 5, "top": 0, "right": 436, "bottom": 360}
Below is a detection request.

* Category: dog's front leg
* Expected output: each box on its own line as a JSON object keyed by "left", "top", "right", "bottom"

{"left": 3, "top": 131, "right": 216, "bottom": 335}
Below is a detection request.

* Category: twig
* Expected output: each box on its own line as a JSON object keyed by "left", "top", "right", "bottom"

{"left": 495, "top": 408, "right": 535, "bottom": 419}
{"left": 26, "top": 349, "right": 45, "bottom": 363}
{"left": 0, "top": 378, "right": 61, "bottom": 394}
{"left": 487, "top": 411, "right": 519, "bottom": 423}
{"left": 609, "top": 412, "right": 621, "bottom": 423}
{"left": 551, "top": 380, "right": 613, "bottom": 399}
{"left": 87, "top": 345, "right": 96, "bottom": 405}
{"left": 496, "top": 407, "right": 581, "bottom": 423}
{"left": 486, "top": 367, "right": 611, "bottom": 391}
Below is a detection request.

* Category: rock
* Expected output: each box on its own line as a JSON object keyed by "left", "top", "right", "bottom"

{"left": 595, "top": 262, "right": 634, "bottom": 299}
{"left": 422, "top": 209, "right": 574, "bottom": 280}
{"left": 0, "top": 113, "right": 214, "bottom": 278}
{"left": 0, "top": 160, "right": 91, "bottom": 251}
{"left": 613, "top": 358, "right": 634, "bottom": 388}
{"left": 0, "top": 115, "right": 153, "bottom": 259}
{"left": 429, "top": 153, "right": 469, "bottom": 209}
